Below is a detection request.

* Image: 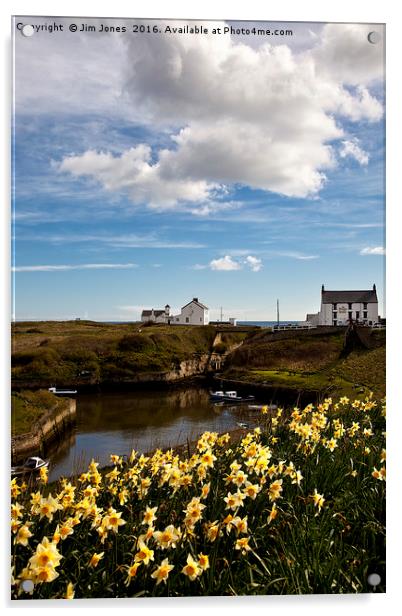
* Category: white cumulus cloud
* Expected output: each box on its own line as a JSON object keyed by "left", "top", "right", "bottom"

{"left": 210, "top": 255, "right": 242, "bottom": 271}
{"left": 52, "top": 21, "right": 383, "bottom": 211}
{"left": 360, "top": 246, "right": 385, "bottom": 256}
{"left": 339, "top": 139, "right": 369, "bottom": 165}
{"left": 209, "top": 254, "right": 262, "bottom": 272}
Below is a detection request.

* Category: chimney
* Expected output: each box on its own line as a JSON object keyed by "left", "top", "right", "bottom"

{"left": 321, "top": 284, "right": 325, "bottom": 292}
{"left": 373, "top": 284, "right": 376, "bottom": 291}
{"left": 193, "top": 297, "right": 198, "bottom": 302}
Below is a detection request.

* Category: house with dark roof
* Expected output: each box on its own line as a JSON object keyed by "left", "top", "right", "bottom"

{"left": 141, "top": 305, "right": 170, "bottom": 324}
{"left": 172, "top": 298, "right": 209, "bottom": 325}
{"left": 306, "top": 284, "right": 379, "bottom": 326}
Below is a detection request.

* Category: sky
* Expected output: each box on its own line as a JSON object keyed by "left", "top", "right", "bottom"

{"left": 12, "top": 17, "right": 385, "bottom": 322}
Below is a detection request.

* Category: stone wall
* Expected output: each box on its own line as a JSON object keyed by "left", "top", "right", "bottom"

{"left": 11, "top": 398, "right": 76, "bottom": 463}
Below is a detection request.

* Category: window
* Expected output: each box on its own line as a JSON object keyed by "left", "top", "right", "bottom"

{"left": 200, "top": 318, "right": 202, "bottom": 322}
{"left": 176, "top": 318, "right": 179, "bottom": 322}
{"left": 185, "top": 317, "right": 189, "bottom": 323}
{"left": 348, "top": 303, "right": 352, "bottom": 310}
{"left": 333, "top": 320, "right": 337, "bottom": 326}
{"left": 348, "top": 311, "right": 353, "bottom": 320}
{"left": 333, "top": 312, "right": 337, "bottom": 320}
{"left": 363, "top": 303, "right": 368, "bottom": 310}
{"left": 355, "top": 311, "right": 360, "bottom": 320}
{"left": 363, "top": 311, "right": 368, "bottom": 319}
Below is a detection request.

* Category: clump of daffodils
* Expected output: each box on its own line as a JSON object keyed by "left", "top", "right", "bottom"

{"left": 11, "top": 393, "right": 385, "bottom": 598}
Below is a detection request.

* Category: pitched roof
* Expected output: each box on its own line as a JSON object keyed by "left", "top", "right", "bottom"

{"left": 141, "top": 309, "right": 165, "bottom": 317}
{"left": 182, "top": 298, "right": 209, "bottom": 310}
{"left": 321, "top": 289, "right": 378, "bottom": 304}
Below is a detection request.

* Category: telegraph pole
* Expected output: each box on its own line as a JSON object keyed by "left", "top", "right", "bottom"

{"left": 277, "top": 299, "right": 280, "bottom": 327}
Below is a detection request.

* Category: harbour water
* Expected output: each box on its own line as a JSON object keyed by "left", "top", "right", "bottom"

{"left": 47, "top": 386, "right": 264, "bottom": 482}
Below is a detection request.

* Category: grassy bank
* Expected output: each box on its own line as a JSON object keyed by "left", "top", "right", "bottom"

{"left": 11, "top": 393, "right": 385, "bottom": 598}
{"left": 223, "top": 329, "right": 385, "bottom": 399}
{"left": 12, "top": 321, "right": 222, "bottom": 387}
{"left": 12, "top": 390, "right": 69, "bottom": 437}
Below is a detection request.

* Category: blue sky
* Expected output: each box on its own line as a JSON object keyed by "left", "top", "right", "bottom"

{"left": 12, "top": 18, "right": 385, "bottom": 321}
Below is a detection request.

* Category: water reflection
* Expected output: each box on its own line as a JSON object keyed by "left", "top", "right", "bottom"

{"left": 47, "top": 387, "right": 260, "bottom": 481}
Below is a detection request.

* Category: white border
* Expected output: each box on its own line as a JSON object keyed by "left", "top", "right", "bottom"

{"left": 2, "top": 1, "right": 401, "bottom": 614}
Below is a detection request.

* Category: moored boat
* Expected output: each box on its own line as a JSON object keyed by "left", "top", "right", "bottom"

{"left": 11, "top": 456, "right": 49, "bottom": 477}
{"left": 210, "top": 390, "right": 255, "bottom": 403}
{"left": 48, "top": 387, "right": 77, "bottom": 395}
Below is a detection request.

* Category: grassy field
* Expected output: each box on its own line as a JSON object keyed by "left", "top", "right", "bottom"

{"left": 11, "top": 394, "right": 385, "bottom": 598}
{"left": 223, "top": 329, "right": 385, "bottom": 399}
{"left": 11, "top": 390, "right": 69, "bottom": 437}
{"left": 11, "top": 321, "right": 225, "bottom": 387}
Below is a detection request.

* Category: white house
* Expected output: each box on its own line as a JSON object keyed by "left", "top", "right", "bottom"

{"left": 141, "top": 305, "right": 170, "bottom": 324}
{"left": 306, "top": 284, "right": 379, "bottom": 326}
{"left": 172, "top": 298, "right": 209, "bottom": 325}
{"left": 141, "top": 298, "right": 209, "bottom": 326}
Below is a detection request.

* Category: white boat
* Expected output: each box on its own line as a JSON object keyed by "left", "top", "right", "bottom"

{"left": 48, "top": 387, "right": 77, "bottom": 395}
{"left": 210, "top": 390, "right": 255, "bottom": 403}
{"left": 11, "top": 456, "right": 49, "bottom": 477}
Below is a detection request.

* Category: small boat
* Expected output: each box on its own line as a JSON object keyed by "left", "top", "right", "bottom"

{"left": 237, "top": 422, "right": 249, "bottom": 429}
{"left": 11, "top": 456, "right": 49, "bottom": 477}
{"left": 210, "top": 390, "right": 255, "bottom": 403}
{"left": 48, "top": 387, "right": 77, "bottom": 395}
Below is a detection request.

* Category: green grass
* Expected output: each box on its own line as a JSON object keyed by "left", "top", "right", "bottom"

{"left": 222, "top": 329, "right": 385, "bottom": 399}
{"left": 11, "top": 390, "right": 68, "bottom": 436}
{"left": 11, "top": 321, "right": 224, "bottom": 387}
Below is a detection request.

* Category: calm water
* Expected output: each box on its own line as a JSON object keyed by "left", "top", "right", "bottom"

{"left": 47, "top": 386, "right": 263, "bottom": 482}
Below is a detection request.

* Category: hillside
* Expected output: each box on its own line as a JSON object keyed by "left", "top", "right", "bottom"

{"left": 222, "top": 328, "right": 386, "bottom": 398}
{"left": 11, "top": 321, "right": 219, "bottom": 388}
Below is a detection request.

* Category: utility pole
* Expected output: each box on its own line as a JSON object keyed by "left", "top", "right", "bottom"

{"left": 220, "top": 306, "right": 223, "bottom": 322}
{"left": 277, "top": 299, "right": 280, "bottom": 326}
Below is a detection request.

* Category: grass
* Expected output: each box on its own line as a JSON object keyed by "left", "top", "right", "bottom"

{"left": 11, "top": 390, "right": 68, "bottom": 437}
{"left": 11, "top": 393, "right": 385, "bottom": 598}
{"left": 223, "top": 329, "right": 385, "bottom": 399}
{"left": 12, "top": 321, "right": 223, "bottom": 387}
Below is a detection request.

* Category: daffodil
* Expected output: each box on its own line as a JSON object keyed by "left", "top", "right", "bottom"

{"left": 224, "top": 490, "right": 246, "bottom": 511}
{"left": 232, "top": 515, "right": 248, "bottom": 534}
{"left": 65, "top": 582, "right": 75, "bottom": 599}
{"left": 29, "top": 536, "right": 63, "bottom": 569}
{"left": 16, "top": 524, "right": 32, "bottom": 546}
{"left": 243, "top": 482, "right": 261, "bottom": 499}
{"left": 311, "top": 489, "right": 325, "bottom": 513}
{"left": 268, "top": 479, "right": 283, "bottom": 502}
{"left": 102, "top": 508, "right": 126, "bottom": 533}
{"left": 235, "top": 537, "right": 251, "bottom": 554}
{"left": 134, "top": 540, "right": 154, "bottom": 566}
{"left": 143, "top": 506, "right": 158, "bottom": 526}
{"left": 39, "top": 466, "right": 48, "bottom": 484}
{"left": 151, "top": 559, "right": 174, "bottom": 585}
{"left": 125, "top": 562, "right": 141, "bottom": 585}
{"left": 204, "top": 520, "right": 220, "bottom": 542}
{"left": 89, "top": 552, "right": 104, "bottom": 568}
{"left": 153, "top": 525, "right": 181, "bottom": 550}
{"left": 198, "top": 553, "right": 210, "bottom": 571}
{"left": 267, "top": 503, "right": 278, "bottom": 524}
{"left": 182, "top": 554, "right": 201, "bottom": 581}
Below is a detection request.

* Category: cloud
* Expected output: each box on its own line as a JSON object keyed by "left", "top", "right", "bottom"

{"left": 244, "top": 255, "right": 262, "bottom": 272}
{"left": 339, "top": 139, "right": 369, "bottom": 165}
{"left": 12, "top": 263, "right": 138, "bottom": 272}
{"left": 360, "top": 246, "right": 385, "bottom": 256}
{"left": 209, "top": 254, "right": 262, "bottom": 272}
{"left": 18, "top": 231, "right": 205, "bottom": 249}
{"left": 210, "top": 255, "right": 242, "bottom": 271}
{"left": 53, "top": 21, "right": 383, "bottom": 211}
